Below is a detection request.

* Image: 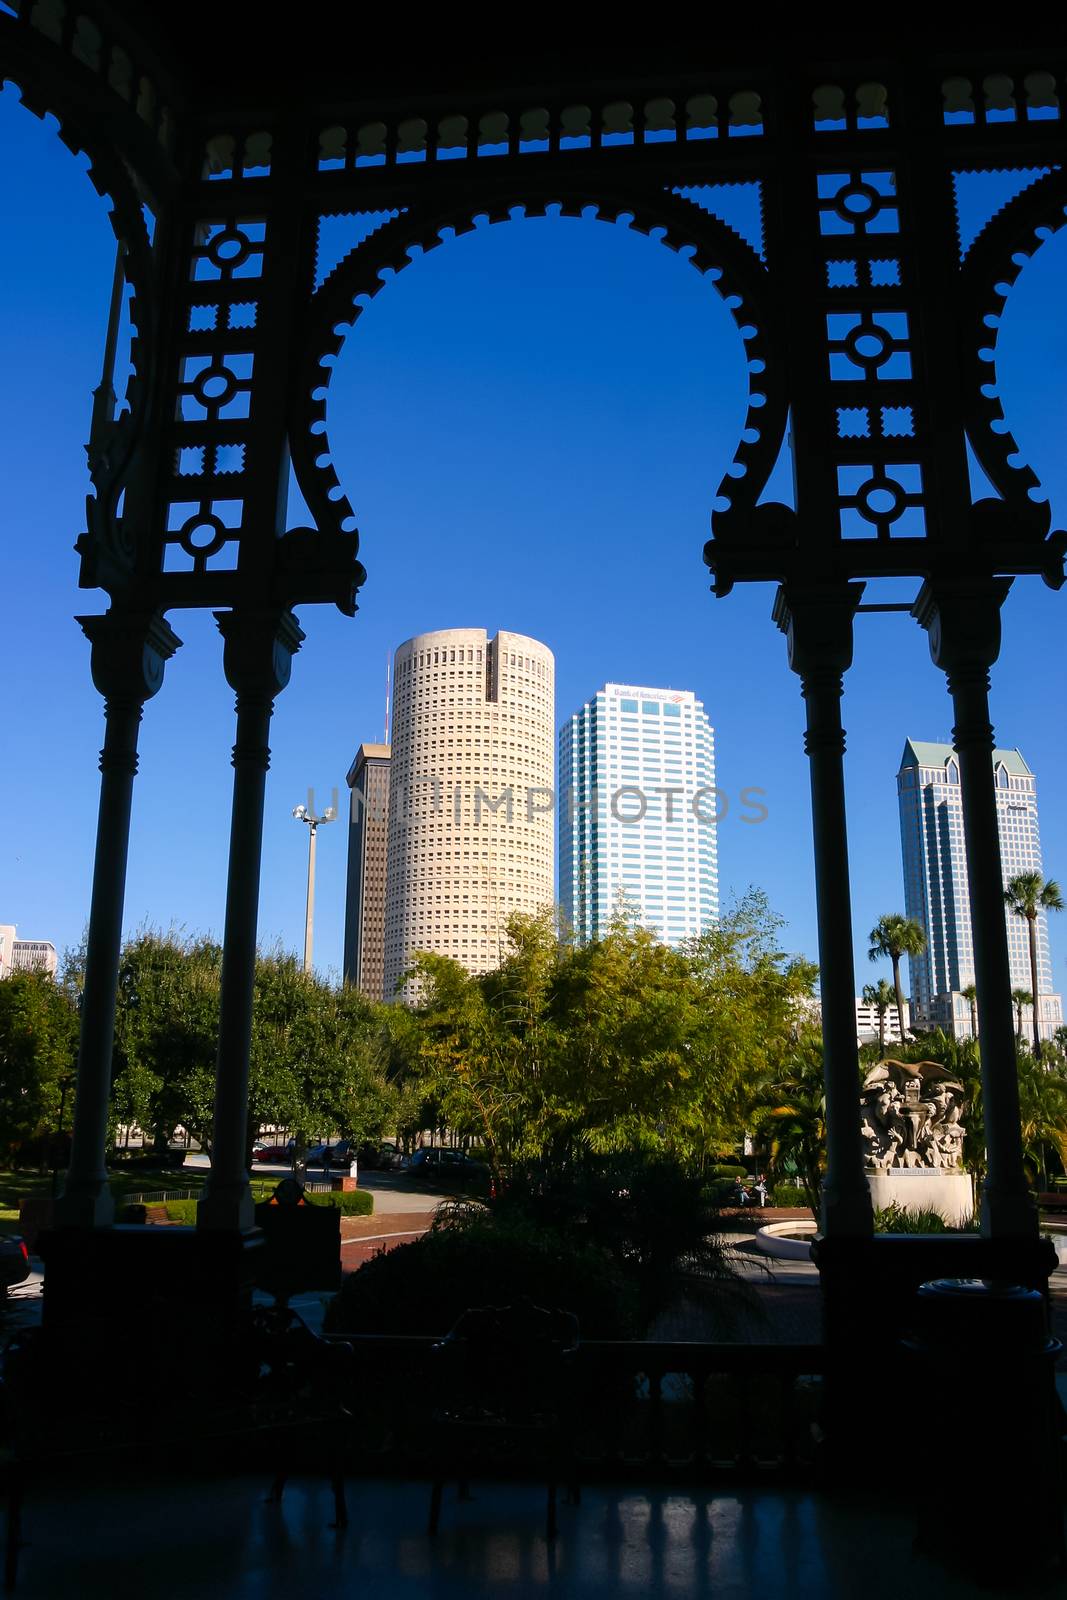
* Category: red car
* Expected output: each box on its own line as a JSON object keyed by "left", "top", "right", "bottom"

{"left": 252, "top": 1140, "right": 296, "bottom": 1164}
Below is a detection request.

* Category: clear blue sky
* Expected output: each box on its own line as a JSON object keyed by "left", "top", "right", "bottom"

{"left": 2, "top": 89, "right": 1065, "bottom": 998}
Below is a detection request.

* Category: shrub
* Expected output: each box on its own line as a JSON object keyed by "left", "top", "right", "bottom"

{"left": 164, "top": 1188, "right": 373, "bottom": 1223}
{"left": 324, "top": 1217, "right": 636, "bottom": 1338}
{"left": 481, "top": 1153, "right": 750, "bottom": 1333}
{"left": 771, "top": 1181, "right": 809, "bottom": 1208}
{"left": 873, "top": 1202, "right": 977, "bottom": 1234}
{"left": 306, "top": 1189, "right": 373, "bottom": 1217}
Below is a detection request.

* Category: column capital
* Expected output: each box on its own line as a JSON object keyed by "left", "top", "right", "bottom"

{"left": 772, "top": 582, "right": 865, "bottom": 679}
{"left": 77, "top": 610, "right": 182, "bottom": 704}
{"left": 215, "top": 608, "right": 305, "bottom": 698}
{"left": 912, "top": 577, "right": 1013, "bottom": 675}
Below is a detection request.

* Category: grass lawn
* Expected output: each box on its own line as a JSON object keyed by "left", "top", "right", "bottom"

{"left": 0, "top": 1166, "right": 281, "bottom": 1231}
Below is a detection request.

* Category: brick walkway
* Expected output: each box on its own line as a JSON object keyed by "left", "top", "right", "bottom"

{"left": 338, "top": 1209, "right": 437, "bottom": 1271}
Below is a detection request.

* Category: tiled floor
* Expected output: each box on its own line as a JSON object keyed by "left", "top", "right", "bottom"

{"left": 8, "top": 1469, "right": 1062, "bottom": 1599}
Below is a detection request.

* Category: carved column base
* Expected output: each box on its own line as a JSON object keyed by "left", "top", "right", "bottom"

{"left": 196, "top": 1176, "right": 256, "bottom": 1233}
{"left": 53, "top": 1178, "right": 115, "bottom": 1229}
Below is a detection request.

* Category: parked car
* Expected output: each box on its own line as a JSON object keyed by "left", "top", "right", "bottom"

{"left": 252, "top": 1139, "right": 296, "bottom": 1164}
{"left": 0, "top": 1236, "right": 31, "bottom": 1295}
{"left": 357, "top": 1143, "right": 404, "bottom": 1171}
{"left": 306, "top": 1140, "right": 356, "bottom": 1170}
{"left": 407, "top": 1149, "right": 490, "bottom": 1189}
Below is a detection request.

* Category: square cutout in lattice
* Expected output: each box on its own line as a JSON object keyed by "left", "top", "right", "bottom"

{"left": 881, "top": 405, "right": 914, "bottom": 436}
{"left": 177, "top": 446, "right": 205, "bottom": 476}
{"left": 228, "top": 303, "right": 257, "bottom": 329}
{"left": 214, "top": 444, "right": 245, "bottom": 475}
{"left": 188, "top": 304, "right": 217, "bottom": 332}
{"left": 870, "top": 258, "right": 901, "bottom": 286}
{"left": 837, "top": 406, "right": 870, "bottom": 438}
{"left": 827, "top": 259, "right": 858, "bottom": 287}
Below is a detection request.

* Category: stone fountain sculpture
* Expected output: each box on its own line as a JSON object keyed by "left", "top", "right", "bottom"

{"left": 860, "top": 1060, "right": 973, "bottom": 1224}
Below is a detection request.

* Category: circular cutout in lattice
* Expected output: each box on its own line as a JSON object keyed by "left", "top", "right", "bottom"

{"left": 834, "top": 182, "right": 882, "bottom": 223}
{"left": 178, "top": 513, "right": 227, "bottom": 557}
{"left": 846, "top": 326, "right": 891, "bottom": 369}
{"left": 858, "top": 479, "right": 904, "bottom": 521}
{"left": 207, "top": 228, "right": 251, "bottom": 269}
{"left": 193, "top": 365, "right": 238, "bottom": 407}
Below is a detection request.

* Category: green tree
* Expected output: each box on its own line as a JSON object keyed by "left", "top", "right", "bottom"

{"left": 862, "top": 978, "right": 896, "bottom": 1054}
{"left": 868, "top": 914, "right": 925, "bottom": 1043}
{"left": 112, "top": 932, "right": 221, "bottom": 1154}
{"left": 961, "top": 983, "right": 978, "bottom": 1039}
{"left": 748, "top": 1031, "right": 827, "bottom": 1214}
{"left": 0, "top": 969, "right": 79, "bottom": 1161}
{"left": 1012, "top": 988, "right": 1032, "bottom": 1042}
{"left": 1004, "top": 872, "right": 1064, "bottom": 1058}
{"left": 248, "top": 948, "right": 394, "bottom": 1163}
{"left": 401, "top": 892, "right": 817, "bottom": 1180}
{"left": 1015, "top": 1049, "right": 1067, "bottom": 1190}
{"left": 897, "top": 1028, "right": 1067, "bottom": 1195}
{"left": 403, "top": 948, "right": 522, "bottom": 1188}
{"left": 106, "top": 931, "right": 395, "bottom": 1162}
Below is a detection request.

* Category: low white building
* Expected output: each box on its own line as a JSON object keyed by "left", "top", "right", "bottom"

{"left": 855, "top": 995, "right": 910, "bottom": 1046}
{"left": 0, "top": 924, "right": 58, "bottom": 979}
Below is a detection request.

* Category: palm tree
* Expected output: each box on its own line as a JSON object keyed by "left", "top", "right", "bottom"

{"left": 1014, "top": 1050, "right": 1067, "bottom": 1190}
{"left": 862, "top": 979, "right": 895, "bottom": 1054}
{"left": 868, "top": 914, "right": 926, "bottom": 1044}
{"left": 961, "top": 983, "right": 978, "bottom": 1039}
{"left": 749, "top": 1033, "right": 827, "bottom": 1215}
{"left": 1004, "top": 872, "right": 1065, "bottom": 1058}
{"left": 1012, "top": 988, "right": 1032, "bottom": 1043}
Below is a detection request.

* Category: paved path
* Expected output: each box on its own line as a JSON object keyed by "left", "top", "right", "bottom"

{"left": 356, "top": 1170, "right": 450, "bottom": 1215}
{"left": 334, "top": 1173, "right": 451, "bottom": 1270}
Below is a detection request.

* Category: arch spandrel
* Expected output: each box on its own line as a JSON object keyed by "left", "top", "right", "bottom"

{"left": 288, "top": 183, "right": 786, "bottom": 586}
{"left": 0, "top": 10, "right": 175, "bottom": 603}
{"left": 4, "top": 18, "right": 1067, "bottom": 611}
{"left": 957, "top": 163, "right": 1067, "bottom": 585}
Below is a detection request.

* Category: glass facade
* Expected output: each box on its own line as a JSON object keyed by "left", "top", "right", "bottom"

{"left": 560, "top": 683, "right": 718, "bottom": 946}
{"left": 896, "top": 738, "right": 1062, "bottom": 1037}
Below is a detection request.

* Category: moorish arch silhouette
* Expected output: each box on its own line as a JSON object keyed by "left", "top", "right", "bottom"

{"left": 2, "top": 15, "right": 1066, "bottom": 1512}
{"left": 287, "top": 186, "right": 785, "bottom": 550}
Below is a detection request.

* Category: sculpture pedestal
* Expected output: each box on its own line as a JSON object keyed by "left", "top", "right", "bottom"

{"left": 867, "top": 1169, "right": 974, "bottom": 1226}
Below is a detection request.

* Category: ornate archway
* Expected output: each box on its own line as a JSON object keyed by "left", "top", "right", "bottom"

{"left": 2, "top": 11, "right": 1064, "bottom": 1269}
{"left": 288, "top": 183, "right": 785, "bottom": 570}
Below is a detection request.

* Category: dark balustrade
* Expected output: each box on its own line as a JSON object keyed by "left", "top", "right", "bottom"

{"left": 322, "top": 1336, "right": 824, "bottom": 1482}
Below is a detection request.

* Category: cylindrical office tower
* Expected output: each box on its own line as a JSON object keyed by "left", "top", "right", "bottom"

{"left": 383, "top": 628, "right": 555, "bottom": 1000}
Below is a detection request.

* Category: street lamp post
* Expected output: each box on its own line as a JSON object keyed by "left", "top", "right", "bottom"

{"left": 293, "top": 802, "right": 336, "bottom": 974}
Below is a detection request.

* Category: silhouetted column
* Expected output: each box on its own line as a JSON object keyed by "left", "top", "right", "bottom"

{"left": 775, "top": 583, "right": 872, "bottom": 1238}
{"left": 57, "top": 611, "right": 181, "bottom": 1227}
{"left": 914, "top": 579, "right": 1035, "bottom": 1238}
{"left": 198, "top": 610, "right": 304, "bottom": 1231}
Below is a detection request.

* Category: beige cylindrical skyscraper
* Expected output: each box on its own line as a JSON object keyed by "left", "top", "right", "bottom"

{"left": 383, "top": 628, "right": 555, "bottom": 999}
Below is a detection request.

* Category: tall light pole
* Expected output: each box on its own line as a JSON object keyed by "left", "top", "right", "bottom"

{"left": 293, "top": 801, "right": 336, "bottom": 973}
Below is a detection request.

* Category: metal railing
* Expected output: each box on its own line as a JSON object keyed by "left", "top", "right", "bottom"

{"left": 328, "top": 1335, "right": 824, "bottom": 1480}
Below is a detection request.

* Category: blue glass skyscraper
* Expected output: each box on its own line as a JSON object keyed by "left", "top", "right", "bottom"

{"left": 559, "top": 683, "right": 718, "bottom": 946}
{"left": 897, "top": 738, "right": 1062, "bottom": 1039}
